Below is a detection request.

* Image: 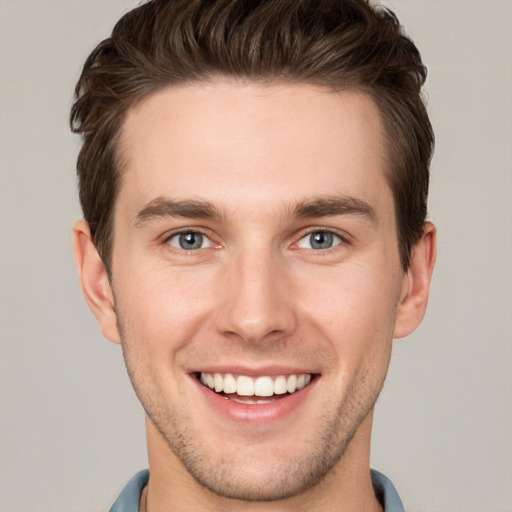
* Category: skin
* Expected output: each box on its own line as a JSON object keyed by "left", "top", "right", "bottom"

{"left": 73, "top": 81, "right": 436, "bottom": 512}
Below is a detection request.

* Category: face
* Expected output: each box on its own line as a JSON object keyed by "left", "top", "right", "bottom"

{"left": 105, "top": 82, "right": 409, "bottom": 500}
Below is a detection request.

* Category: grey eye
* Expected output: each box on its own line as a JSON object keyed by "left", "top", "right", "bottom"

{"left": 168, "top": 231, "right": 208, "bottom": 250}
{"left": 297, "top": 231, "right": 342, "bottom": 250}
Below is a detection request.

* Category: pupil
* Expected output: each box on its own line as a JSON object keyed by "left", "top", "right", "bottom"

{"left": 311, "top": 231, "right": 332, "bottom": 249}
{"left": 179, "top": 232, "right": 203, "bottom": 250}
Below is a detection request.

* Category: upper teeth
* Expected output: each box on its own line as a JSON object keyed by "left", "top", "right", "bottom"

{"left": 200, "top": 372, "right": 312, "bottom": 397}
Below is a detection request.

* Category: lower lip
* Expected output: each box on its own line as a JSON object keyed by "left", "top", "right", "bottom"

{"left": 192, "top": 375, "right": 318, "bottom": 423}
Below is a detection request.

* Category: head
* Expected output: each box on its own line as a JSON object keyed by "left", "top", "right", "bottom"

{"left": 71, "top": 0, "right": 436, "bottom": 506}
{"left": 71, "top": 0, "right": 433, "bottom": 276}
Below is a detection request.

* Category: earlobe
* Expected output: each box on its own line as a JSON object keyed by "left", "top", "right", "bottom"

{"left": 72, "top": 220, "right": 121, "bottom": 344}
{"left": 393, "top": 222, "right": 437, "bottom": 339}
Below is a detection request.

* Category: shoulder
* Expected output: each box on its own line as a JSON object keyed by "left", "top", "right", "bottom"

{"left": 108, "top": 470, "right": 149, "bottom": 512}
{"left": 371, "top": 469, "right": 405, "bottom": 512}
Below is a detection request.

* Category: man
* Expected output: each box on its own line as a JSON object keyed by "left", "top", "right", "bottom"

{"left": 71, "top": 1, "right": 436, "bottom": 510}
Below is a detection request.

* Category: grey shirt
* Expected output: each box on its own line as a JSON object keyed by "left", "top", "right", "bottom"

{"left": 109, "top": 468, "right": 405, "bottom": 511}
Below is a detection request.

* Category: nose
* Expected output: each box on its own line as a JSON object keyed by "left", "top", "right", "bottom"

{"left": 215, "top": 247, "right": 297, "bottom": 346}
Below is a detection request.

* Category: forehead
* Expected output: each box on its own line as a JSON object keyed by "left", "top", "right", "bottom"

{"left": 116, "top": 80, "right": 390, "bottom": 217}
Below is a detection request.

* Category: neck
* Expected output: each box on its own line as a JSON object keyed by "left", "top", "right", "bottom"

{"left": 143, "top": 414, "right": 383, "bottom": 512}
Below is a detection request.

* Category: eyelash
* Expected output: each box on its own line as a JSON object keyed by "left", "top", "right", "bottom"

{"left": 295, "top": 230, "right": 345, "bottom": 251}
{"left": 162, "top": 227, "right": 349, "bottom": 253}
{"left": 164, "top": 229, "right": 217, "bottom": 252}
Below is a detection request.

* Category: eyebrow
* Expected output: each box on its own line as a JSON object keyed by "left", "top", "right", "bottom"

{"left": 292, "top": 196, "right": 377, "bottom": 223}
{"left": 134, "top": 194, "right": 377, "bottom": 227}
{"left": 135, "top": 197, "right": 223, "bottom": 226}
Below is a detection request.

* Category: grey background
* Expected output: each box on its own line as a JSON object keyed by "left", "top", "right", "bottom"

{"left": 1, "top": 1, "right": 511, "bottom": 511}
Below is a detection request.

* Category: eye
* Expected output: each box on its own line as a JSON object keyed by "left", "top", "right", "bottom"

{"left": 297, "top": 230, "right": 343, "bottom": 250}
{"left": 166, "top": 231, "right": 212, "bottom": 250}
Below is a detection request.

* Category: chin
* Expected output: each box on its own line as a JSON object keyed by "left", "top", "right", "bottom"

{"left": 149, "top": 404, "right": 364, "bottom": 503}
{"left": 176, "top": 449, "right": 342, "bottom": 502}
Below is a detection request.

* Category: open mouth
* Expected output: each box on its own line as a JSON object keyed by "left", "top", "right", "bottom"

{"left": 197, "top": 372, "right": 315, "bottom": 404}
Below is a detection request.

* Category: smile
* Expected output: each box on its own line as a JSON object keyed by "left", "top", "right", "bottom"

{"left": 199, "top": 372, "right": 313, "bottom": 404}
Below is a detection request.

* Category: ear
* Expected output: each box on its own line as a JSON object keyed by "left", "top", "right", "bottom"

{"left": 393, "top": 222, "right": 437, "bottom": 339}
{"left": 72, "top": 220, "right": 121, "bottom": 344}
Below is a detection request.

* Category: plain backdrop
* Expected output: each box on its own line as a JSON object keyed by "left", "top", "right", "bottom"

{"left": 1, "top": 1, "right": 511, "bottom": 511}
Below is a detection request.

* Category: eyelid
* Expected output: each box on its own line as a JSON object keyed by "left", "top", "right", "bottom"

{"left": 162, "top": 227, "right": 220, "bottom": 249}
{"left": 292, "top": 227, "right": 351, "bottom": 250}
{"left": 159, "top": 226, "right": 350, "bottom": 251}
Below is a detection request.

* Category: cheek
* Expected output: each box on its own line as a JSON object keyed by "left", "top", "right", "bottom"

{"left": 113, "top": 262, "right": 218, "bottom": 357}
{"left": 296, "top": 262, "right": 401, "bottom": 361}
{"left": 113, "top": 268, "right": 220, "bottom": 407}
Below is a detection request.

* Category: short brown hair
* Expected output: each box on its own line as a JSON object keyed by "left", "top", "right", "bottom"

{"left": 71, "top": 0, "right": 433, "bottom": 273}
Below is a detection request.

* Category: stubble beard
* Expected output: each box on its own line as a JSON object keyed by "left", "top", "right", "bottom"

{"left": 149, "top": 394, "right": 376, "bottom": 502}
{"left": 117, "top": 317, "right": 390, "bottom": 502}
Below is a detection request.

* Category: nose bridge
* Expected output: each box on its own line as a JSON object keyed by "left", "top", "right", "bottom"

{"left": 217, "top": 243, "right": 296, "bottom": 344}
